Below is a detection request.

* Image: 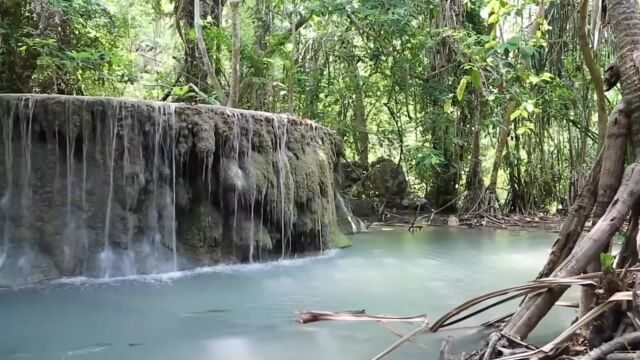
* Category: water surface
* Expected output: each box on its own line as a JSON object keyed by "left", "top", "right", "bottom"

{"left": 0, "top": 228, "right": 576, "bottom": 359}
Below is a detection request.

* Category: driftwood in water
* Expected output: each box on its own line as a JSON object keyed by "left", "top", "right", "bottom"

{"left": 296, "top": 310, "right": 427, "bottom": 324}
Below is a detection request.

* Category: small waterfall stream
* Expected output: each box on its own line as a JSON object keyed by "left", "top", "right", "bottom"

{"left": 0, "top": 94, "right": 357, "bottom": 286}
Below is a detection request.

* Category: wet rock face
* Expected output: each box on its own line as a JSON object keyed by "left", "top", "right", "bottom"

{"left": 0, "top": 94, "right": 353, "bottom": 285}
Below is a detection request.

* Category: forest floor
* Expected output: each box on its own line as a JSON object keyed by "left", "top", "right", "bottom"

{"left": 366, "top": 210, "right": 568, "bottom": 233}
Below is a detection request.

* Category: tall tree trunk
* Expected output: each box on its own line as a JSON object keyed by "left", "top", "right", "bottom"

{"left": 176, "top": 0, "right": 227, "bottom": 102}
{"left": 463, "top": 91, "right": 484, "bottom": 212}
{"left": 227, "top": 0, "right": 241, "bottom": 108}
{"left": 193, "top": 0, "right": 227, "bottom": 104}
{"left": 486, "top": 101, "right": 516, "bottom": 206}
{"left": 578, "top": 0, "right": 609, "bottom": 147}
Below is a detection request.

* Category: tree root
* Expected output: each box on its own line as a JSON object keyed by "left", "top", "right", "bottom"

{"left": 579, "top": 331, "right": 640, "bottom": 360}
{"left": 504, "top": 162, "right": 640, "bottom": 340}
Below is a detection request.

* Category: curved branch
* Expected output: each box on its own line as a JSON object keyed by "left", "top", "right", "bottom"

{"left": 194, "top": 0, "right": 227, "bottom": 105}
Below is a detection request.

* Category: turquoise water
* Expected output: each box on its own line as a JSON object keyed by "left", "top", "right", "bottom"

{"left": 0, "top": 228, "right": 576, "bottom": 359}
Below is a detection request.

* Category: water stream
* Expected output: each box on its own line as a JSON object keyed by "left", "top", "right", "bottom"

{"left": 0, "top": 228, "right": 576, "bottom": 360}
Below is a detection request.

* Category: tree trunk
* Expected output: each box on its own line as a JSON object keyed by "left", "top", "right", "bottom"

{"left": 193, "top": 0, "right": 227, "bottom": 104}
{"left": 175, "top": 0, "right": 227, "bottom": 102}
{"left": 616, "top": 207, "right": 640, "bottom": 268}
{"left": 578, "top": 0, "right": 609, "bottom": 147}
{"left": 580, "top": 105, "right": 629, "bottom": 318}
{"left": 463, "top": 91, "right": 484, "bottom": 212}
{"left": 486, "top": 101, "right": 516, "bottom": 203}
{"left": 505, "top": 162, "right": 640, "bottom": 339}
{"left": 593, "top": 106, "right": 631, "bottom": 220}
{"left": 228, "top": 0, "right": 241, "bottom": 108}
{"left": 609, "top": 0, "right": 640, "bottom": 161}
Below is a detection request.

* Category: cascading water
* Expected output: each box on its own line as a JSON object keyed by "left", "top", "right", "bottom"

{"left": 0, "top": 94, "right": 354, "bottom": 286}
{"left": 0, "top": 103, "right": 14, "bottom": 271}
{"left": 273, "top": 115, "right": 295, "bottom": 259}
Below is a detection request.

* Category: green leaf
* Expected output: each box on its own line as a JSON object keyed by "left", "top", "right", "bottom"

{"left": 488, "top": 13, "right": 500, "bottom": 25}
{"left": 456, "top": 77, "right": 468, "bottom": 101}
{"left": 470, "top": 69, "right": 482, "bottom": 90}
{"left": 443, "top": 99, "right": 452, "bottom": 112}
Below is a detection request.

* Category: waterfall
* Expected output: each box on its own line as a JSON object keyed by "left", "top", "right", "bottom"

{"left": 0, "top": 94, "right": 356, "bottom": 286}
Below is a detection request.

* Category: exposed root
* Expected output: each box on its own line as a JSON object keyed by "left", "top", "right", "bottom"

{"left": 579, "top": 331, "right": 640, "bottom": 360}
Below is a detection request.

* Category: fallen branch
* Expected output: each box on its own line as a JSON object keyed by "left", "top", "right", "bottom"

{"left": 296, "top": 310, "right": 427, "bottom": 324}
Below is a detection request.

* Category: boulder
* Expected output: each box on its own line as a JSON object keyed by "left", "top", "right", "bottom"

{"left": 348, "top": 198, "right": 377, "bottom": 218}
{"left": 366, "top": 157, "right": 408, "bottom": 199}
{"left": 401, "top": 194, "right": 429, "bottom": 209}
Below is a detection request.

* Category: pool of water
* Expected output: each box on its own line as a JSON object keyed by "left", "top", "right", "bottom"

{"left": 0, "top": 227, "right": 577, "bottom": 359}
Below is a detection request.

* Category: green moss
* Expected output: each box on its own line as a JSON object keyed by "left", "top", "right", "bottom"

{"left": 331, "top": 228, "right": 352, "bottom": 248}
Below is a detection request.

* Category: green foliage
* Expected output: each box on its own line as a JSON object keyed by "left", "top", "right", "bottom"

{"left": 600, "top": 253, "right": 615, "bottom": 274}
{"left": 1, "top": 0, "right": 610, "bottom": 213}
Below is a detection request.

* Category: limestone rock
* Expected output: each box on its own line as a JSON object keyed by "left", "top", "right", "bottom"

{"left": 0, "top": 94, "right": 353, "bottom": 285}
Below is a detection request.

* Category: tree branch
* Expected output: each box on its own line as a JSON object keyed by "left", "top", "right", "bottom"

{"left": 194, "top": 0, "right": 227, "bottom": 105}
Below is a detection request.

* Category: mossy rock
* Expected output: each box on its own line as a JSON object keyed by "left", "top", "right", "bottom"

{"left": 331, "top": 228, "right": 352, "bottom": 248}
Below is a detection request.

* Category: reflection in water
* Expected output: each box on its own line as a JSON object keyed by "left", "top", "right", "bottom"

{"left": 0, "top": 228, "right": 576, "bottom": 359}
